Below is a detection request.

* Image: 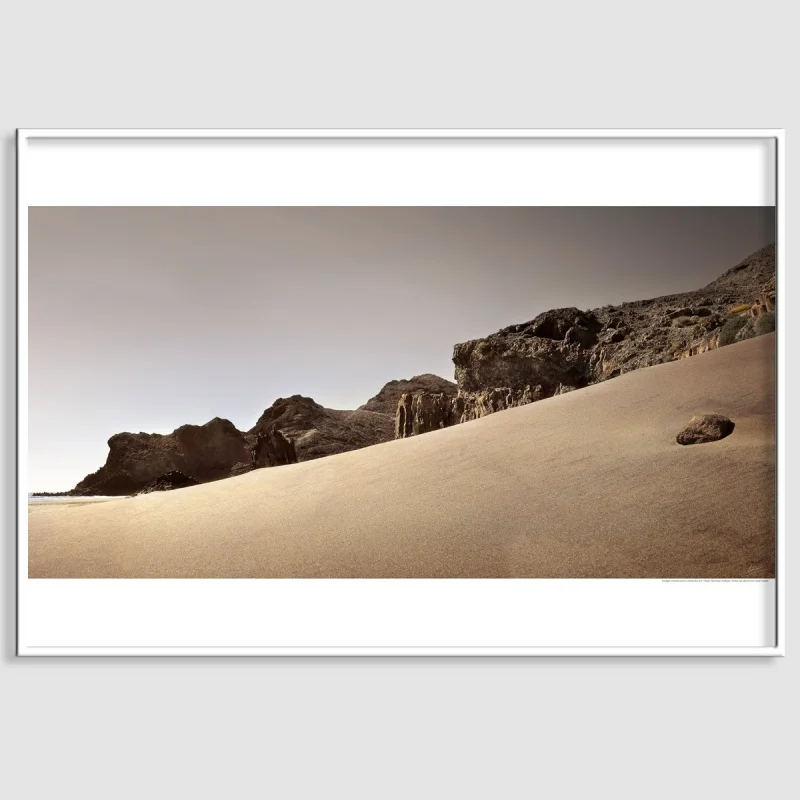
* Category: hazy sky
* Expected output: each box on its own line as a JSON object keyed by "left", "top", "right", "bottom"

{"left": 28, "top": 206, "right": 775, "bottom": 490}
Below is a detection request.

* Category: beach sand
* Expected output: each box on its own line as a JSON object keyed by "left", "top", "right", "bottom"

{"left": 28, "top": 333, "right": 776, "bottom": 579}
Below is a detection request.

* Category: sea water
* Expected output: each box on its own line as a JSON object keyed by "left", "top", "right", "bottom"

{"left": 27, "top": 494, "right": 123, "bottom": 504}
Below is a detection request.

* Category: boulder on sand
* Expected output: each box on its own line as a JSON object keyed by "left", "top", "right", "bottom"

{"left": 676, "top": 413, "right": 735, "bottom": 445}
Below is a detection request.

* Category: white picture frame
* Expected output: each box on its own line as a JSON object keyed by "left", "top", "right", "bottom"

{"left": 17, "top": 129, "right": 785, "bottom": 656}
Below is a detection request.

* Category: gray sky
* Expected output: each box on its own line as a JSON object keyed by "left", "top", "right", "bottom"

{"left": 28, "top": 206, "right": 775, "bottom": 491}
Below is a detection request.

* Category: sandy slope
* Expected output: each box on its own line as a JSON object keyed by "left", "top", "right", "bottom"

{"left": 28, "top": 334, "right": 776, "bottom": 579}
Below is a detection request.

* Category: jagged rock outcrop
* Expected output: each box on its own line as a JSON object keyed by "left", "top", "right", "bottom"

{"left": 250, "top": 376, "right": 458, "bottom": 462}
{"left": 254, "top": 426, "right": 298, "bottom": 467}
{"left": 457, "top": 385, "right": 550, "bottom": 422}
{"left": 249, "top": 395, "right": 395, "bottom": 462}
{"left": 396, "top": 313, "right": 596, "bottom": 437}
{"left": 359, "top": 374, "right": 457, "bottom": 415}
{"left": 69, "top": 376, "right": 457, "bottom": 495}
{"left": 72, "top": 416, "right": 297, "bottom": 496}
{"left": 396, "top": 243, "right": 776, "bottom": 438}
{"left": 136, "top": 471, "right": 200, "bottom": 494}
{"left": 396, "top": 392, "right": 459, "bottom": 438}
{"left": 453, "top": 321, "right": 595, "bottom": 395}
{"left": 396, "top": 385, "right": 555, "bottom": 437}
{"left": 73, "top": 417, "right": 254, "bottom": 496}
{"left": 676, "top": 333, "right": 721, "bottom": 360}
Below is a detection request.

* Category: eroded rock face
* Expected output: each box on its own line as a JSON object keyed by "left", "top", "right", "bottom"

{"left": 461, "top": 245, "right": 775, "bottom": 391}
{"left": 453, "top": 335, "right": 593, "bottom": 396}
{"left": 254, "top": 426, "right": 298, "bottom": 468}
{"left": 676, "top": 333, "right": 721, "bottom": 360}
{"left": 73, "top": 378, "right": 442, "bottom": 495}
{"left": 519, "top": 307, "right": 597, "bottom": 341}
{"left": 396, "top": 243, "right": 775, "bottom": 439}
{"left": 395, "top": 385, "right": 551, "bottom": 437}
{"left": 676, "top": 414, "right": 735, "bottom": 445}
{"left": 396, "top": 392, "right": 458, "bottom": 437}
{"left": 249, "top": 395, "right": 394, "bottom": 462}
{"left": 72, "top": 414, "right": 303, "bottom": 496}
{"left": 248, "top": 376, "right": 459, "bottom": 461}
{"left": 73, "top": 417, "right": 254, "bottom": 496}
{"left": 360, "top": 374, "right": 457, "bottom": 416}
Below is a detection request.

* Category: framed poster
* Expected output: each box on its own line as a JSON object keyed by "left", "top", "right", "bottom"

{"left": 17, "top": 130, "right": 784, "bottom": 656}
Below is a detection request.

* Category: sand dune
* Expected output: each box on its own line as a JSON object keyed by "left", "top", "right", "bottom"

{"left": 28, "top": 333, "right": 776, "bottom": 579}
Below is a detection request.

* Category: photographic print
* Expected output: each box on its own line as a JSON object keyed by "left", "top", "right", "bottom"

{"left": 16, "top": 131, "right": 782, "bottom": 655}
{"left": 27, "top": 206, "right": 776, "bottom": 580}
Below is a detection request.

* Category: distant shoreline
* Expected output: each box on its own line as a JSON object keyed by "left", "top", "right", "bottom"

{"left": 28, "top": 494, "right": 126, "bottom": 504}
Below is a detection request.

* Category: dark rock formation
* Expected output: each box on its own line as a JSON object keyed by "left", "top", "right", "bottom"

{"left": 396, "top": 310, "right": 599, "bottom": 437}
{"left": 136, "top": 471, "right": 200, "bottom": 494}
{"left": 69, "top": 374, "right": 458, "bottom": 495}
{"left": 397, "top": 243, "right": 776, "bottom": 439}
{"left": 250, "top": 375, "right": 457, "bottom": 462}
{"left": 72, "top": 416, "right": 296, "bottom": 496}
{"left": 254, "top": 426, "right": 298, "bottom": 468}
{"left": 676, "top": 414, "right": 735, "bottom": 445}
{"left": 359, "top": 374, "right": 457, "bottom": 415}
{"left": 73, "top": 417, "right": 252, "bottom": 496}
{"left": 396, "top": 385, "right": 553, "bottom": 437}
{"left": 452, "top": 334, "right": 592, "bottom": 396}
{"left": 516, "top": 307, "right": 597, "bottom": 340}
{"left": 396, "top": 392, "right": 460, "bottom": 438}
{"left": 249, "top": 395, "right": 394, "bottom": 462}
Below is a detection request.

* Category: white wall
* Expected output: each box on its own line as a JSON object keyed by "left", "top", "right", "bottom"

{"left": 1, "top": 2, "right": 796, "bottom": 798}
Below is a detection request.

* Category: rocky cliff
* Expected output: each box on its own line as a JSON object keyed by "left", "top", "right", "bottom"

{"left": 359, "top": 374, "right": 457, "bottom": 415}
{"left": 396, "top": 243, "right": 776, "bottom": 437}
{"left": 248, "top": 375, "right": 458, "bottom": 462}
{"left": 71, "top": 377, "right": 453, "bottom": 495}
{"left": 254, "top": 426, "right": 298, "bottom": 468}
{"left": 73, "top": 418, "right": 297, "bottom": 496}
{"left": 248, "top": 395, "right": 395, "bottom": 462}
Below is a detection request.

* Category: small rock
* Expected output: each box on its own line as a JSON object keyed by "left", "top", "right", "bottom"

{"left": 676, "top": 413, "right": 734, "bottom": 445}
